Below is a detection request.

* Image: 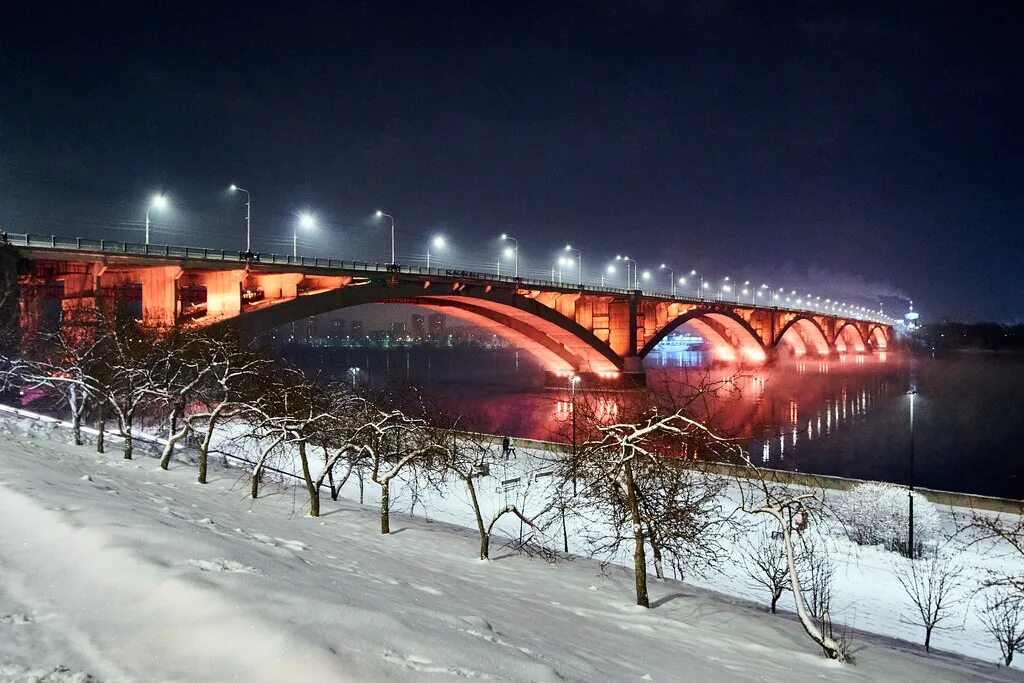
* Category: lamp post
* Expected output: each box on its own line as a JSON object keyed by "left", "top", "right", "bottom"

{"left": 659, "top": 264, "right": 675, "bottom": 297}
{"left": 615, "top": 255, "right": 637, "bottom": 289}
{"left": 689, "top": 270, "right": 706, "bottom": 299}
{"left": 602, "top": 264, "right": 615, "bottom": 288}
{"left": 349, "top": 367, "right": 360, "bottom": 388}
{"left": 564, "top": 245, "right": 582, "bottom": 286}
{"left": 294, "top": 212, "right": 315, "bottom": 257}
{"left": 569, "top": 374, "right": 581, "bottom": 495}
{"left": 907, "top": 385, "right": 917, "bottom": 558}
{"left": 375, "top": 211, "right": 396, "bottom": 266}
{"left": 426, "top": 235, "right": 445, "bottom": 269}
{"left": 500, "top": 234, "right": 519, "bottom": 278}
{"left": 229, "top": 184, "right": 251, "bottom": 252}
{"left": 144, "top": 194, "right": 168, "bottom": 245}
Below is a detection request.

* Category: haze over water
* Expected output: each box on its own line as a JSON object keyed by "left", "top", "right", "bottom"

{"left": 284, "top": 343, "right": 1024, "bottom": 499}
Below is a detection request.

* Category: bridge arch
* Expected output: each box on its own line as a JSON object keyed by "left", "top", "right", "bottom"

{"left": 639, "top": 308, "right": 767, "bottom": 364}
{"left": 866, "top": 324, "right": 890, "bottom": 349}
{"left": 775, "top": 317, "right": 831, "bottom": 357}
{"left": 218, "top": 281, "right": 623, "bottom": 374}
{"left": 834, "top": 322, "right": 867, "bottom": 353}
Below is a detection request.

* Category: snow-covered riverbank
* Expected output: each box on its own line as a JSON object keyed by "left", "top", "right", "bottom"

{"left": 1, "top": 413, "right": 1022, "bottom": 681}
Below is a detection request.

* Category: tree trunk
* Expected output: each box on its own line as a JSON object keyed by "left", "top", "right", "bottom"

{"left": 251, "top": 466, "right": 262, "bottom": 498}
{"left": 924, "top": 626, "right": 932, "bottom": 652}
{"left": 465, "top": 475, "right": 488, "bottom": 560}
{"left": 96, "top": 403, "right": 105, "bottom": 453}
{"left": 648, "top": 524, "right": 665, "bottom": 580}
{"left": 623, "top": 461, "right": 650, "bottom": 608}
{"left": 380, "top": 481, "right": 390, "bottom": 534}
{"left": 776, "top": 509, "right": 845, "bottom": 661}
{"left": 159, "top": 406, "right": 186, "bottom": 469}
{"left": 327, "top": 467, "right": 337, "bottom": 500}
{"left": 69, "top": 385, "right": 83, "bottom": 446}
{"left": 771, "top": 589, "right": 782, "bottom": 613}
{"left": 197, "top": 409, "right": 221, "bottom": 484}
{"left": 297, "top": 440, "right": 318, "bottom": 518}
{"left": 122, "top": 414, "right": 133, "bottom": 460}
{"left": 357, "top": 468, "right": 365, "bottom": 504}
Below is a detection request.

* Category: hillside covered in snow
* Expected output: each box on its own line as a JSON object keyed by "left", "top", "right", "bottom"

{"left": 1, "top": 415, "right": 1022, "bottom": 682}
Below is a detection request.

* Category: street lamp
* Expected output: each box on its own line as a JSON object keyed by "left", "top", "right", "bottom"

{"left": 144, "top": 194, "right": 168, "bottom": 245}
{"left": 564, "top": 245, "right": 583, "bottom": 286}
{"left": 907, "top": 385, "right": 918, "bottom": 558}
{"left": 660, "top": 264, "right": 676, "bottom": 297}
{"left": 293, "top": 212, "right": 316, "bottom": 257}
{"left": 375, "top": 210, "right": 396, "bottom": 266}
{"left": 349, "top": 367, "right": 360, "bottom": 388}
{"left": 556, "top": 255, "right": 575, "bottom": 285}
{"left": 615, "top": 255, "right": 637, "bottom": 289}
{"left": 602, "top": 264, "right": 615, "bottom": 287}
{"left": 569, "top": 374, "right": 581, "bottom": 494}
{"left": 689, "top": 269, "right": 706, "bottom": 299}
{"left": 500, "top": 234, "right": 519, "bottom": 278}
{"left": 229, "top": 184, "right": 251, "bottom": 253}
{"left": 426, "top": 235, "right": 445, "bottom": 269}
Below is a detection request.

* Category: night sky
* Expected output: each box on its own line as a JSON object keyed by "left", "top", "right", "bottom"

{"left": 1, "top": 2, "right": 1020, "bottom": 322}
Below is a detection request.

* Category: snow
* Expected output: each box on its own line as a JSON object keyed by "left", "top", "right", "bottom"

{"left": 1, "top": 414, "right": 1023, "bottom": 681}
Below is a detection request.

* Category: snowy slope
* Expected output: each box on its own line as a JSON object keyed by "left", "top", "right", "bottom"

{"left": 1, "top": 416, "right": 1022, "bottom": 682}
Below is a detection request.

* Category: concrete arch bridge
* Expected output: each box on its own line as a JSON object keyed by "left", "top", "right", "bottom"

{"left": 5, "top": 234, "right": 893, "bottom": 387}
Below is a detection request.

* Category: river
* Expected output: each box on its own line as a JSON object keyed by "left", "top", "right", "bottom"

{"left": 280, "top": 343, "right": 1024, "bottom": 499}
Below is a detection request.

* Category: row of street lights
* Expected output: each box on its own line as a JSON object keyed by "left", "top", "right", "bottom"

{"left": 139, "top": 190, "right": 891, "bottom": 322}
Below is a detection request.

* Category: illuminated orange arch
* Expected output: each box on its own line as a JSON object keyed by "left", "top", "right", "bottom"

{"left": 867, "top": 324, "right": 890, "bottom": 349}
{"left": 834, "top": 322, "right": 867, "bottom": 353}
{"left": 220, "top": 282, "right": 622, "bottom": 374}
{"left": 639, "top": 308, "right": 767, "bottom": 364}
{"left": 775, "top": 317, "right": 830, "bottom": 356}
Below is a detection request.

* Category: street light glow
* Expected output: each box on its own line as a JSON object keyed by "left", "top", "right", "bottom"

{"left": 432, "top": 235, "right": 446, "bottom": 249}
{"left": 151, "top": 194, "right": 168, "bottom": 209}
{"left": 298, "top": 212, "right": 316, "bottom": 229}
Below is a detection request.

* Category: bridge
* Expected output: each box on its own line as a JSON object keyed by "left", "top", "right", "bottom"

{"left": 2, "top": 233, "right": 894, "bottom": 388}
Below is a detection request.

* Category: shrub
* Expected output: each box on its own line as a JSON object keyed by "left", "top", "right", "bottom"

{"left": 833, "top": 482, "right": 941, "bottom": 554}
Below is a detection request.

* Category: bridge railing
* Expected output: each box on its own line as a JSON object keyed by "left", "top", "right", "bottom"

{"left": 1, "top": 232, "right": 893, "bottom": 325}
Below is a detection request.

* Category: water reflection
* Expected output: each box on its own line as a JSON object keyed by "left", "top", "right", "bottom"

{"left": 278, "top": 343, "right": 1024, "bottom": 498}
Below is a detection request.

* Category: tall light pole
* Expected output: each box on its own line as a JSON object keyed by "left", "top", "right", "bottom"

{"left": 426, "top": 235, "right": 445, "bottom": 269}
{"left": 907, "top": 385, "right": 917, "bottom": 558}
{"left": 660, "top": 264, "right": 675, "bottom": 297}
{"left": 375, "top": 211, "right": 395, "bottom": 266}
{"left": 569, "top": 374, "right": 581, "bottom": 495}
{"left": 615, "top": 255, "right": 637, "bottom": 289}
{"left": 294, "top": 212, "right": 315, "bottom": 257}
{"left": 229, "top": 184, "right": 251, "bottom": 253}
{"left": 602, "top": 264, "right": 615, "bottom": 287}
{"left": 500, "top": 234, "right": 519, "bottom": 278}
{"left": 564, "top": 245, "right": 582, "bottom": 286}
{"left": 144, "top": 194, "right": 168, "bottom": 245}
{"left": 689, "top": 270, "right": 706, "bottom": 299}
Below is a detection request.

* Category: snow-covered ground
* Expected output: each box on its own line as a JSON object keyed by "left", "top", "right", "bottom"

{"left": 1, "top": 414, "right": 1022, "bottom": 682}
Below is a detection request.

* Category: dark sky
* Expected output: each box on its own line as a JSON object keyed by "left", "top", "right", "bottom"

{"left": 1, "top": 2, "right": 1020, "bottom": 322}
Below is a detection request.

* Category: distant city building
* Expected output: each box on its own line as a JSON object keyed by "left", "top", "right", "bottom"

{"left": 411, "top": 314, "right": 426, "bottom": 341}
{"left": 350, "top": 320, "right": 363, "bottom": 337}
{"left": 391, "top": 321, "right": 408, "bottom": 338}
{"left": 305, "top": 316, "right": 316, "bottom": 339}
{"left": 330, "top": 319, "right": 344, "bottom": 338}
{"left": 428, "top": 313, "right": 446, "bottom": 340}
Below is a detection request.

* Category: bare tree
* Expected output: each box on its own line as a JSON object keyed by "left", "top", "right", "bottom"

{"left": 961, "top": 503, "right": 1024, "bottom": 608}
{"left": 731, "top": 442, "right": 849, "bottom": 661}
{"left": 741, "top": 524, "right": 791, "bottom": 613}
{"left": 359, "top": 408, "right": 447, "bottom": 534}
{"left": 893, "top": 548, "right": 966, "bottom": 652}
{"left": 565, "top": 409, "right": 736, "bottom": 608}
{"left": 978, "top": 588, "right": 1024, "bottom": 667}
{"left": 185, "top": 334, "right": 270, "bottom": 483}
{"left": 145, "top": 328, "right": 210, "bottom": 469}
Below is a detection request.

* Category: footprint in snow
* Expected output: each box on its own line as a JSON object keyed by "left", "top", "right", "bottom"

{"left": 0, "top": 613, "right": 33, "bottom": 625}
{"left": 187, "top": 558, "right": 258, "bottom": 574}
